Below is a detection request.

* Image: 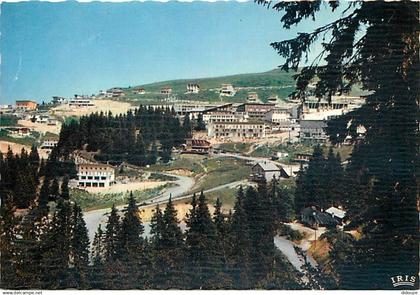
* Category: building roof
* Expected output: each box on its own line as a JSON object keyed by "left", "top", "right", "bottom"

{"left": 212, "top": 121, "right": 264, "bottom": 126}
{"left": 301, "top": 207, "right": 339, "bottom": 226}
{"left": 326, "top": 207, "right": 346, "bottom": 219}
{"left": 187, "top": 139, "right": 211, "bottom": 147}
{"left": 77, "top": 163, "right": 115, "bottom": 170}
{"left": 253, "top": 161, "right": 281, "bottom": 172}
{"left": 16, "top": 100, "right": 36, "bottom": 104}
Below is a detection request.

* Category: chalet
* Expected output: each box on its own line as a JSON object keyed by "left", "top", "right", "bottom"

{"left": 77, "top": 163, "right": 115, "bottom": 188}
{"left": 325, "top": 206, "right": 346, "bottom": 224}
{"left": 182, "top": 139, "right": 212, "bottom": 154}
{"left": 161, "top": 87, "right": 172, "bottom": 95}
{"left": 16, "top": 100, "right": 37, "bottom": 111}
{"left": 294, "top": 153, "right": 313, "bottom": 163}
{"left": 219, "top": 84, "right": 236, "bottom": 97}
{"left": 52, "top": 96, "right": 67, "bottom": 105}
{"left": 250, "top": 161, "right": 288, "bottom": 182}
{"left": 133, "top": 87, "right": 146, "bottom": 95}
{"left": 300, "top": 207, "right": 339, "bottom": 229}
{"left": 186, "top": 83, "right": 200, "bottom": 94}
{"left": 207, "top": 121, "right": 265, "bottom": 140}
{"left": 5, "top": 127, "right": 30, "bottom": 137}
{"left": 247, "top": 92, "right": 259, "bottom": 103}
{"left": 106, "top": 88, "right": 125, "bottom": 98}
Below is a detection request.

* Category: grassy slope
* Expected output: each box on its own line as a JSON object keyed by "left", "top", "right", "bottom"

{"left": 119, "top": 68, "right": 297, "bottom": 104}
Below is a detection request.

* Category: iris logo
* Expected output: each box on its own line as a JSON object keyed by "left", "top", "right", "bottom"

{"left": 390, "top": 275, "right": 417, "bottom": 288}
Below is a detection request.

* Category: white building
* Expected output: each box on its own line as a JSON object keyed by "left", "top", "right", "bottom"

{"left": 77, "top": 163, "right": 115, "bottom": 188}
{"left": 186, "top": 83, "right": 200, "bottom": 94}
{"left": 161, "top": 87, "right": 173, "bottom": 95}
{"left": 250, "top": 162, "right": 283, "bottom": 182}
{"left": 203, "top": 111, "right": 246, "bottom": 124}
{"left": 219, "top": 84, "right": 236, "bottom": 97}
{"left": 69, "top": 95, "right": 94, "bottom": 107}
{"left": 41, "top": 139, "right": 58, "bottom": 150}
{"left": 208, "top": 122, "right": 265, "bottom": 139}
{"left": 265, "top": 108, "right": 293, "bottom": 130}
{"left": 247, "top": 92, "right": 259, "bottom": 103}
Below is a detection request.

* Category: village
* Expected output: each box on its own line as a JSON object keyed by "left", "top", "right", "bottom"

{"left": 1, "top": 79, "right": 364, "bottom": 277}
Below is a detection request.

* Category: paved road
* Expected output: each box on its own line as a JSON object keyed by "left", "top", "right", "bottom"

{"left": 83, "top": 172, "right": 195, "bottom": 243}
{"left": 83, "top": 173, "right": 246, "bottom": 243}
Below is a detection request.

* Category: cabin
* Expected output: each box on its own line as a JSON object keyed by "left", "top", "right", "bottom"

{"left": 325, "top": 206, "right": 346, "bottom": 224}
{"left": 250, "top": 161, "right": 288, "bottom": 182}
{"left": 182, "top": 139, "right": 212, "bottom": 154}
{"left": 161, "top": 87, "right": 172, "bottom": 95}
{"left": 300, "top": 207, "right": 339, "bottom": 229}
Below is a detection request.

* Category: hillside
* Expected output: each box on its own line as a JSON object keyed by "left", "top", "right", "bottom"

{"left": 117, "top": 68, "right": 297, "bottom": 104}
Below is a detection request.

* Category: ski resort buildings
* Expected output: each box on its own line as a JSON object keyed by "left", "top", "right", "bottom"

{"left": 77, "top": 163, "right": 115, "bottom": 188}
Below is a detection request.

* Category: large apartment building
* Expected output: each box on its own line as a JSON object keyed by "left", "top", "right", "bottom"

{"left": 236, "top": 103, "right": 276, "bottom": 121}
{"left": 77, "top": 163, "right": 115, "bottom": 188}
{"left": 16, "top": 100, "right": 37, "bottom": 111}
{"left": 208, "top": 122, "right": 265, "bottom": 139}
{"left": 299, "top": 120, "right": 328, "bottom": 143}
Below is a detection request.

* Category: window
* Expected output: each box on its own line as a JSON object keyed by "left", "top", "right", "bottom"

{"left": 101, "top": 176, "right": 106, "bottom": 180}
{"left": 99, "top": 183, "right": 105, "bottom": 187}
{"left": 94, "top": 176, "right": 100, "bottom": 180}
{"left": 88, "top": 176, "right": 93, "bottom": 180}
{"left": 79, "top": 182, "right": 85, "bottom": 187}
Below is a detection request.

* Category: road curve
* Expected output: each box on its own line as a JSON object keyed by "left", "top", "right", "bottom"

{"left": 83, "top": 172, "right": 195, "bottom": 243}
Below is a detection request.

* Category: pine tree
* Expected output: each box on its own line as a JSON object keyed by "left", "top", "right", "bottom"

{"left": 104, "top": 204, "right": 121, "bottom": 262}
{"left": 50, "top": 177, "right": 60, "bottom": 200}
{"left": 61, "top": 176, "right": 70, "bottom": 200}
{"left": 150, "top": 198, "right": 185, "bottom": 288}
{"left": 70, "top": 203, "right": 90, "bottom": 288}
{"left": 118, "top": 192, "right": 146, "bottom": 288}
{"left": 40, "top": 200, "right": 72, "bottom": 288}
{"left": 229, "top": 186, "right": 252, "bottom": 289}
{"left": 185, "top": 191, "right": 218, "bottom": 288}
{"left": 255, "top": 1, "right": 418, "bottom": 288}
{"left": 0, "top": 196, "right": 18, "bottom": 288}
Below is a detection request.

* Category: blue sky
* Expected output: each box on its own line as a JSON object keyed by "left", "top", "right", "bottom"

{"left": 1, "top": 1, "right": 336, "bottom": 103}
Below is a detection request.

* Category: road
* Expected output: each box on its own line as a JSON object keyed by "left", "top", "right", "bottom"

{"left": 83, "top": 172, "right": 194, "bottom": 243}
{"left": 83, "top": 172, "right": 246, "bottom": 243}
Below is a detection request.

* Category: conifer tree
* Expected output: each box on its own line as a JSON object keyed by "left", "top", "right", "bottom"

{"left": 61, "top": 176, "right": 70, "bottom": 200}
{"left": 118, "top": 192, "right": 146, "bottom": 288}
{"left": 104, "top": 204, "right": 121, "bottom": 262}
{"left": 40, "top": 200, "right": 72, "bottom": 288}
{"left": 70, "top": 203, "right": 90, "bottom": 288}
{"left": 0, "top": 196, "right": 18, "bottom": 289}
{"left": 229, "top": 186, "right": 252, "bottom": 288}
{"left": 185, "top": 191, "right": 218, "bottom": 288}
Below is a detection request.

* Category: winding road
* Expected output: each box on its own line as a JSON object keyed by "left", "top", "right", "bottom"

{"left": 83, "top": 172, "right": 246, "bottom": 243}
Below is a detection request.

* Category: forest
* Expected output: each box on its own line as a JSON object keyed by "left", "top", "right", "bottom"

{"left": 0, "top": 146, "right": 318, "bottom": 289}
{"left": 56, "top": 106, "right": 193, "bottom": 166}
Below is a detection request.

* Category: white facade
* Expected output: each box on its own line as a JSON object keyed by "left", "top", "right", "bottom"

{"left": 219, "top": 84, "right": 236, "bottom": 97}
{"left": 41, "top": 139, "right": 58, "bottom": 149}
{"left": 69, "top": 97, "right": 94, "bottom": 107}
{"left": 208, "top": 122, "right": 265, "bottom": 139}
{"left": 186, "top": 84, "right": 200, "bottom": 94}
{"left": 77, "top": 163, "right": 115, "bottom": 188}
{"left": 203, "top": 112, "right": 245, "bottom": 124}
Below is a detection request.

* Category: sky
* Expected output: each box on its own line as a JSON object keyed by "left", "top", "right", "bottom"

{"left": 0, "top": 1, "right": 337, "bottom": 104}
